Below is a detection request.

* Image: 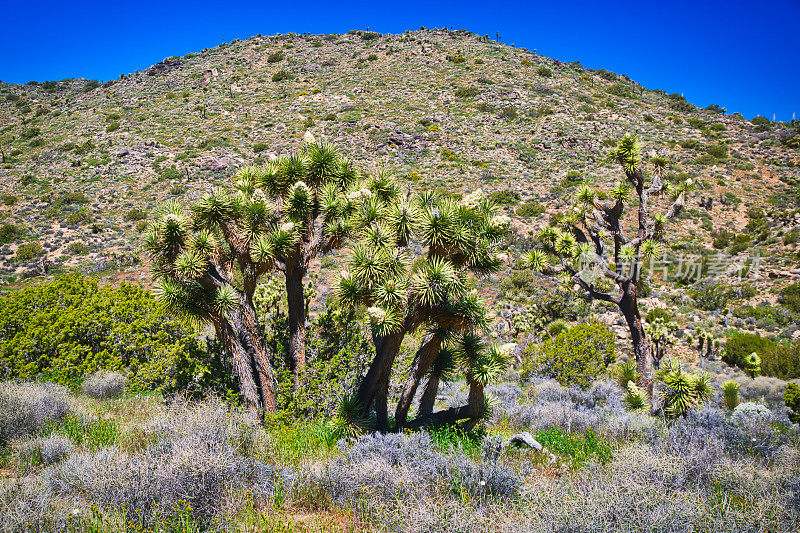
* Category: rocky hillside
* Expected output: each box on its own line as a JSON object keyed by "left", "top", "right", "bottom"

{"left": 0, "top": 28, "right": 799, "bottom": 313}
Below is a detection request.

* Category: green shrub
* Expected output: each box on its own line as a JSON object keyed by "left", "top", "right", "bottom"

{"left": 499, "top": 270, "right": 538, "bottom": 298}
{"left": 3, "top": 195, "right": 18, "bottom": 206}
{"left": 253, "top": 142, "right": 269, "bottom": 153}
{"left": 786, "top": 382, "right": 800, "bottom": 424}
{"left": 724, "top": 331, "right": 775, "bottom": 369}
{"left": 522, "top": 322, "right": 615, "bottom": 388}
{"left": 722, "top": 380, "right": 740, "bottom": 410}
{"left": 537, "top": 66, "right": 553, "bottom": 78}
{"left": 159, "top": 165, "right": 182, "bottom": 180}
{"left": 454, "top": 87, "right": 480, "bottom": 98}
{"left": 14, "top": 242, "right": 43, "bottom": 262}
{"left": 780, "top": 282, "right": 800, "bottom": 313}
{"left": 0, "top": 274, "right": 234, "bottom": 396}
{"left": 0, "top": 223, "right": 24, "bottom": 243}
{"left": 561, "top": 170, "right": 584, "bottom": 188}
{"left": 645, "top": 308, "right": 671, "bottom": 324}
{"left": 706, "top": 144, "right": 728, "bottom": 159}
{"left": 489, "top": 189, "right": 521, "bottom": 205}
{"left": 761, "top": 342, "right": 800, "bottom": 380}
{"left": 606, "top": 83, "right": 634, "bottom": 98}
{"left": 516, "top": 201, "right": 546, "bottom": 217}
{"left": 272, "top": 70, "right": 293, "bottom": 82}
{"left": 65, "top": 210, "right": 91, "bottom": 226}
{"left": 50, "top": 191, "right": 89, "bottom": 209}
{"left": 267, "top": 51, "right": 285, "bottom": 63}
{"left": 124, "top": 209, "right": 147, "bottom": 222}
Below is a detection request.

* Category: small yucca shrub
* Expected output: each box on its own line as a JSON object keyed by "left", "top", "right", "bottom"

{"left": 722, "top": 380, "right": 740, "bottom": 411}
{"left": 624, "top": 381, "right": 649, "bottom": 411}
{"left": 657, "top": 360, "right": 713, "bottom": 418}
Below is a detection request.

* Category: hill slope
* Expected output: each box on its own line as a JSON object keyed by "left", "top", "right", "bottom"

{"left": 0, "top": 28, "right": 798, "bottom": 294}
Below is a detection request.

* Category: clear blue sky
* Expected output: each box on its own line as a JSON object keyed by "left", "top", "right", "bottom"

{"left": 1, "top": 0, "right": 797, "bottom": 121}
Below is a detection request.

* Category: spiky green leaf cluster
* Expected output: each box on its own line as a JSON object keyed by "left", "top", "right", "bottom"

{"left": 657, "top": 360, "right": 713, "bottom": 418}
{"left": 338, "top": 187, "right": 507, "bottom": 336}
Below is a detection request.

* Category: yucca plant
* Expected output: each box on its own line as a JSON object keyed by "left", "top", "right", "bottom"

{"left": 722, "top": 380, "right": 740, "bottom": 411}
{"left": 643, "top": 317, "right": 677, "bottom": 369}
{"left": 336, "top": 187, "right": 509, "bottom": 430}
{"left": 742, "top": 352, "right": 762, "bottom": 378}
{"left": 525, "top": 135, "right": 692, "bottom": 401}
{"left": 145, "top": 141, "right": 366, "bottom": 414}
{"left": 624, "top": 380, "right": 649, "bottom": 411}
{"left": 612, "top": 360, "right": 640, "bottom": 388}
{"left": 656, "top": 359, "right": 713, "bottom": 418}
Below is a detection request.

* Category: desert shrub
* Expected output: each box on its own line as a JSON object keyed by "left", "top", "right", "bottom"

{"left": 706, "top": 143, "right": 728, "bottom": 159}
{"left": 316, "top": 432, "right": 519, "bottom": 504}
{"left": 537, "top": 66, "right": 553, "bottom": 77}
{"left": 0, "top": 223, "right": 24, "bottom": 243}
{"left": 252, "top": 142, "right": 268, "bottom": 152}
{"left": 0, "top": 274, "right": 234, "bottom": 396}
{"left": 267, "top": 51, "right": 285, "bottom": 63}
{"left": 497, "top": 105, "right": 518, "bottom": 119}
{"left": 561, "top": 170, "right": 584, "bottom": 187}
{"left": 730, "top": 402, "right": 774, "bottom": 426}
{"left": 14, "top": 241, "right": 43, "bottom": 262}
{"left": 761, "top": 342, "right": 800, "bottom": 379}
{"left": 13, "top": 435, "right": 73, "bottom": 466}
{"left": 780, "top": 282, "right": 800, "bottom": 313}
{"left": 724, "top": 331, "right": 775, "bottom": 369}
{"left": 606, "top": 83, "right": 634, "bottom": 98}
{"left": 644, "top": 307, "right": 671, "bottom": 324}
{"left": 50, "top": 191, "right": 88, "bottom": 209}
{"left": 454, "top": 87, "right": 480, "bottom": 98}
{"left": 499, "top": 270, "right": 538, "bottom": 298}
{"left": 489, "top": 189, "right": 521, "bottom": 205}
{"left": 0, "top": 382, "right": 71, "bottom": 444}
{"left": 688, "top": 282, "right": 730, "bottom": 311}
{"left": 522, "top": 323, "right": 615, "bottom": 388}
{"left": 272, "top": 70, "right": 293, "bottom": 82}
{"left": 516, "top": 201, "right": 545, "bottom": 217}
{"left": 105, "top": 122, "right": 120, "bottom": 133}
{"left": 124, "top": 208, "right": 147, "bottom": 221}
{"left": 786, "top": 382, "right": 800, "bottom": 423}
{"left": 271, "top": 307, "right": 373, "bottom": 416}
{"left": 81, "top": 371, "right": 126, "bottom": 399}
{"left": 45, "top": 399, "right": 277, "bottom": 529}
{"left": 65, "top": 209, "right": 91, "bottom": 225}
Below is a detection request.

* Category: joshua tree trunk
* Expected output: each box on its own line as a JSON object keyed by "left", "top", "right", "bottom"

{"left": 417, "top": 374, "right": 440, "bottom": 420}
{"left": 355, "top": 331, "right": 404, "bottom": 431}
{"left": 285, "top": 262, "right": 307, "bottom": 389}
{"left": 214, "top": 300, "right": 277, "bottom": 415}
{"left": 618, "top": 287, "right": 653, "bottom": 400}
{"left": 410, "top": 380, "right": 484, "bottom": 430}
{"left": 394, "top": 333, "right": 442, "bottom": 429}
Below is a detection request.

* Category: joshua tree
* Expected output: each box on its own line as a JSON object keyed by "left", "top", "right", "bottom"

{"left": 145, "top": 141, "right": 362, "bottom": 414}
{"left": 526, "top": 135, "right": 692, "bottom": 399}
{"left": 642, "top": 316, "right": 677, "bottom": 368}
{"left": 337, "top": 187, "right": 510, "bottom": 430}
